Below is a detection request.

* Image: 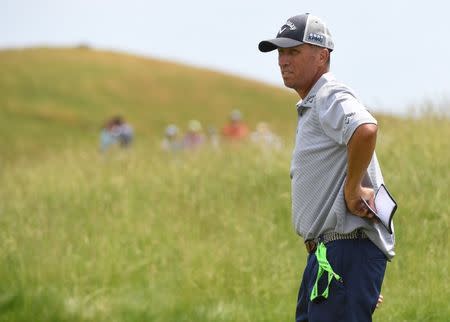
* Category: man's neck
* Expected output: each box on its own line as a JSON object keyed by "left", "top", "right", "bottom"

{"left": 297, "top": 69, "right": 329, "bottom": 99}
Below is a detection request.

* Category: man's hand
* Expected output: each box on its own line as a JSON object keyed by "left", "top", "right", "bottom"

{"left": 344, "top": 185, "right": 376, "bottom": 219}
{"left": 376, "top": 294, "right": 384, "bottom": 309}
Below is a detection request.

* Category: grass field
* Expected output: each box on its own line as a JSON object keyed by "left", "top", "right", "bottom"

{"left": 0, "top": 48, "right": 449, "bottom": 321}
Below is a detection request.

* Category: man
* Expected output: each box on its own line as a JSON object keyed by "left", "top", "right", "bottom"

{"left": 258, "top": 13, "right": 395, "bottom": 322}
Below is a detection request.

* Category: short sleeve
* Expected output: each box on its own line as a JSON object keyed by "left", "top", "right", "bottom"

{"left": 317, "top": 85, "right": 377, "bottom": 145}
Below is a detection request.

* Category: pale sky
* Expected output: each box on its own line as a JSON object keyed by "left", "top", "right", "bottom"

{"left": 2, "top": 0, "right": 450, "bottom": 115}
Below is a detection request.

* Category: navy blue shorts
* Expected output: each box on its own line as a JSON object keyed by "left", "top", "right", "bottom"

{"left": 296, "top": 238, "right": 387, "bottom": 322}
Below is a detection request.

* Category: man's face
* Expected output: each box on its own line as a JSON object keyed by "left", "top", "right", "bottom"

{"left": 278, "top": 44, "right": 324, "bottom": 95}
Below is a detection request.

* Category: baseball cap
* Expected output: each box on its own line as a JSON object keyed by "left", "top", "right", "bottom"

{"left": 258, "top": 13, "right": 334, "bottom": 52}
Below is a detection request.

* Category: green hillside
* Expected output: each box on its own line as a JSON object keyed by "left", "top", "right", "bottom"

{"left": 0, "top": 48, "right": 449, "bottom": 322}
{"left": 0, "top": 47, "right": 300, "bottom": 163}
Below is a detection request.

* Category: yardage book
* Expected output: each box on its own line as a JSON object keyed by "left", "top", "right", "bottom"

{"left": 361, "top": 184, "right": 397, "bottom": 234}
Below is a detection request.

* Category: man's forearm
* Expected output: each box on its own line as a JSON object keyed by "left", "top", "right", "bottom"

{"left": 345, "top": 123, "right": 378, "bottom": 193}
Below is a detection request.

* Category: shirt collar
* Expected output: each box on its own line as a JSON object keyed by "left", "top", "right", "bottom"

{"left": 296, "top": 72, "right": 335, "bottom": 110}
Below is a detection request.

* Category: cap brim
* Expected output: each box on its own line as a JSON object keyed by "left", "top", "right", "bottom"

{"left": 258, "top": 38, "right": 304, "bottom": 52}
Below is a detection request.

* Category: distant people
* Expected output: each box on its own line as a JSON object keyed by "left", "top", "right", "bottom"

{"left": 221, "top": 109, "right": 249, "bottom": 141}
{"left": 117, "top": 119, "right": 134, "bottom": 148}
{"left": 99, "top": 116, "right": 134, "bottom": 152}
{"left": 100, "top": 119, "right": 117, "bottom": 152}
{"left": 250, "top": 122, "right": 283, "bottom": 150}
{"left": 207, "top": 125, "right": 220, "bottom": 150}
{"left": 183, "top": 120, "right": 206, "bottom": 150}
{"left": 161, "top": 124, "right": 182, "bottom": 152}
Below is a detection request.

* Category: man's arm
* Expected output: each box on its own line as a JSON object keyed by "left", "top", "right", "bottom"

{"left": 344, "top": 123, "right": 378, "bottom": 219}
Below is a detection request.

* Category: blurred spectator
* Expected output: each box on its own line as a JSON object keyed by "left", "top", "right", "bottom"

{"left": 100, "top": 118, "right": 118, "bottom": 152}
{"left": 161, "top": 124, "right": 182, "bottom": 152}
{"left": 183, "top": 120, "right": 206, "bottom": 150}
{"left": 99, "top": 116, "right": 134, "bottom": 152}
{"left": 250, "top": 122, "right": 283, "bottom": 150}
{"left": 117, "top": 119, "right": 134, "bottom": 148}
{"left": 207, "top": 125, "right": 220, "bottom": 150}
{"left": 221, "top": 109, "right": 249, "bottom": 141}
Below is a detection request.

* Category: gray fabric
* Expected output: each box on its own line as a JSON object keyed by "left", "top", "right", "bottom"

{"left": 302, "top": 14, "right": 334, "bottom": 50}
{"left": 290, "top": 72, "right": 395, "bottom": 259}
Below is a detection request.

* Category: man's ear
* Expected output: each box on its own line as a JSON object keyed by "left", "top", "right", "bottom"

{"left": 320, "top": 48, "right": 329, "bottom": 66}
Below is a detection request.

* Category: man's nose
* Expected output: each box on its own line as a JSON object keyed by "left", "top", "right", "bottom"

{"left": 278, "top": 53, "right": 289, "bottom": 67}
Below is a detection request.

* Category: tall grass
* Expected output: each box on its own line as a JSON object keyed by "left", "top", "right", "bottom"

{"left": 1, "top": 114, "right": 449, "bottom": 321}
{"left": 0, "top": 48, "right": 449, "bottom": 321}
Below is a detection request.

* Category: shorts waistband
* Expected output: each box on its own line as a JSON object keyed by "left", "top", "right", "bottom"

{"left": 305, "top": 229, "right": 368, "bottom": 254}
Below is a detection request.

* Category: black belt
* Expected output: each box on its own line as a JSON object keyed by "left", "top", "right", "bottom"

{"left": 305, "top": 229, "right": 368, "bottom": 254}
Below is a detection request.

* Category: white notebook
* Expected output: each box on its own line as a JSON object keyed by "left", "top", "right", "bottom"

{"left": 361, "top": 184, "right": 397, "bottom": 234}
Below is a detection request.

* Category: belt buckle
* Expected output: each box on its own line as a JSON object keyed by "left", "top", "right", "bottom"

{"left": 356, "top": 229, "right": 362, "bottom": 239}
{"left": 305, "top": 240, "right": 317, "bottom": 254}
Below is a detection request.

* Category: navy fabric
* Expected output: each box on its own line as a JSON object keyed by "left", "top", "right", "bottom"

{"left": 276, "top": 14, "right": 308, "bottom": 40}
{"left": 296, "top": 238, "right": 387, "bottom": 322}
{"left": 258, "top": 14, "right": 308, "bottom": 52}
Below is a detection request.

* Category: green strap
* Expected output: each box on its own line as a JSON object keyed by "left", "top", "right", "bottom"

{"left": 310, "top": 242, "right": 342, "bottom": 301}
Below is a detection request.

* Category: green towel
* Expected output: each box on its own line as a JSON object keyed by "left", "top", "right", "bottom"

{"left": 310, "top": 242, "right": 342, "bottom": 301}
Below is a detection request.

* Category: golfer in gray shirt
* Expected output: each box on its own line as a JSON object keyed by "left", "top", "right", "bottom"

{"left": 259, "top": 13, "right": 395, "bottom": 322}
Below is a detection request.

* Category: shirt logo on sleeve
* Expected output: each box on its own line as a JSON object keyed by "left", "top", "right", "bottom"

{"left": 344, "top": 112, "right": 356, "bottom": 124}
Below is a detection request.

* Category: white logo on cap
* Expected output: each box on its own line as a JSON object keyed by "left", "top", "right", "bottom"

{"left": 286, "top": 20, "right": 296, "bottom": 30}
{"left": 307, "top": 33, "right": 324, "bottom": 44}
{"left": 279, "top": 20, "right": 296, "bottom": 34}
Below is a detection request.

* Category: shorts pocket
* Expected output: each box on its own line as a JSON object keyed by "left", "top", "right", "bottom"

{"left": 362, "top": 241, "right": 387, "bottom": 313}
{"left": 308, "top": 277, "right": 347, "bottom": 322}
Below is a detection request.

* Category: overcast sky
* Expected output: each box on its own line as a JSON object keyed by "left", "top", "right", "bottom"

{"left": 2, "top": 0, "right": 450, "bottom": 115}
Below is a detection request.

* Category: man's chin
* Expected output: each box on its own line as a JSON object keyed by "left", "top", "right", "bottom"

{"left": 282, "top": 79, "right": 295, "bottom": 89}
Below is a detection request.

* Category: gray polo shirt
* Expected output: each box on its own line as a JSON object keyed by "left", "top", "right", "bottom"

{"left": 290, "top": 72, "right": 395, "bottom": 259}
